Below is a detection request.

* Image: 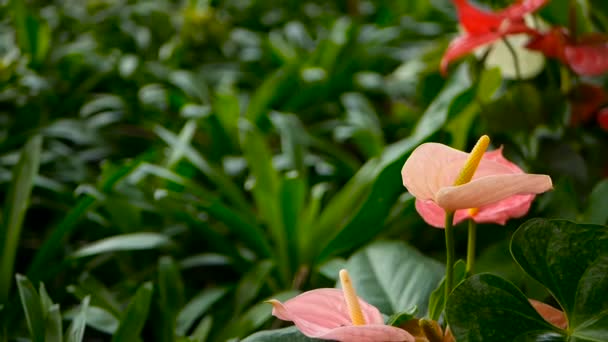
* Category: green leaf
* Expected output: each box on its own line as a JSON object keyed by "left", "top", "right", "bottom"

{"left": 112, "top": 282, "right": 153, "bottom": 342}
{"left": 0, "top": 135, "right": 42, "bottom": 303}
{"left": 279, "top": 172, "right": 306, "bottom": 272}
{"left": 158, "top": 256, "right": 185, "bottom": 341}
{"left": 246, "top": 62, "right": 300, "bottom": 129}
{"left": 342, "top": 241, "right": 444, "bottom": 316}
{"left": 45, "top": 304, "right": 63, "bottom": 342}
{"left": 72, "top": 233, "right": 172, "bottom": 258}
{"left": 82, "top": 306, "right": 118, "bottom": 335}
{"left": 16, "top": 274, "right": 45, "bottom": 342}
{"left": 227, "top": 290, "right": 299, "bottom": 340}
{"left": 190, "top": 315, "right": 213, "bottom": 342}
{"left": 386, "top": 306, "right": 418, "bottom": 327}
{"left": 314, "top": 64, "right": 473, "bottom": 261}
{"left": 213, "top": 90, "right": 240, "bottom": 144}
{"left": 65, "top": 296, "right": 90, "bottom": 342}
{"left": 446, "top": 274, "right": 561, "bottom": 342}
{"left": 176, "top": 288, "right": 227, "bottom": 336}
{"left": 511, "top": 219, "right": 608, "bottom": 338}
{"left": 154, "top": 124, "right": 250, "bottom": 212}
{"left": 242, "top": 326, "right": 323, "bottom": 342}
{"left": 38, "top": 283, "right": 54, "bottom": 315}
{"left": 447, "top": 219, "right": 608, "bottom": 341}
{"left": 235, "top": 260, "right": 274, "bottom": 313}
{"left": 428, "top": 259, "right": 466, "bottom": 320}
{"left": 270, "top": 112, "right": 308, "bottom": 177}
{"left": 581, "top": 179, "right": 608, "bottom": 225}
{"left": 239, "top": 119, "right": 287, "bottom": 278}
{"left": 67, "top": 274, "right": 122, "bottom": 319}
{"left": 28, "top": 156, "right": 148, "bottom": 280}
{"left": 338, "top": 93, "right": 385, "bottom": 158}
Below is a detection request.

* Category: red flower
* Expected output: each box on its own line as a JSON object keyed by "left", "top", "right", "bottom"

{"left": 441, "top": 0, "right": 548, "bottom": 75}
{"left": 598, "top": 108, "right": 608, "bottom": 131}
{"left": 526, "top": 28, "right": 608, "bottom": 76}
{"left": 569, "top": 83, "right": 608, "bottom": 125}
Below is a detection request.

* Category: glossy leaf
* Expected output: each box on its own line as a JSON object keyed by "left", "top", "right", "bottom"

{"left": 511, "top": 219, "right": 608, "bottom": 338}
{"left": 341, "top": 241, "right": 443, "bottom": 316}
{"left": 446, "top": 273, "right": 561, "bottom": 342}
{"left": 447, "top": 219, "right": 608, "bottom": 341}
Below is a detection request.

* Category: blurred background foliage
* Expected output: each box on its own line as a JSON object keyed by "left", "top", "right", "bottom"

{"left": 0, "top": 0, "right": 607, "bottom": 341}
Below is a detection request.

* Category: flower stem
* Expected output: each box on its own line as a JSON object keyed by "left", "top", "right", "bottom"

{"left": 444, "top": 211, "right": 455, "bottom": 299}
{"left": 466, "top": 219, "right": 477, "bottom": 276}
{"left": 501, "top": 37, "right": 521, "bottom": 81}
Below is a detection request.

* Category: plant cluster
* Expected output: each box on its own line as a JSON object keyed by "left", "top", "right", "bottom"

{"left": 0, "top": 0, "right": 607, "bottom": 341}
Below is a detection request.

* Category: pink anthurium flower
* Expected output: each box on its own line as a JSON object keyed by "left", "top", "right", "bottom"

{"left": 401, "top": 142, "right": 552, "bottom": 228}
{"left": 267, "top": 270, "right": 414, "bottom": 342}
{"left": 441, "top": 0, "right": 547, "bottom": 75}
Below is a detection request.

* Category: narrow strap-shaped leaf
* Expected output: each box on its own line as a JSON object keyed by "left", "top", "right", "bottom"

{"left": 65, "top": 296, "right": 90, "bottom": 342}
{"left": 0, "top": 136, "right": 42, "bottom": 303}
{"left": 111, "top": 282, "right": 153, "bottom": 342}
{"left": 15, "top": 274, "right": 45, "bottom": 342}
{"left": 158, "top": 256, "right": 185, "bottom": 341}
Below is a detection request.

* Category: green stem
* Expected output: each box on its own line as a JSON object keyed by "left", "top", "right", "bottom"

{"left": 466, "top": 219, "right": 477, "bottom": 276}
{"left": 444, "top": 211, "right": 455, "bottom": 299}
{"left": 502, "top": 37, "right": 521, "bottom": 81}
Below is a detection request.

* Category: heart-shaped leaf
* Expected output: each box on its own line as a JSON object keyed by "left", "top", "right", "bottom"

{"left": 446, "top": 273, "right": 561, "bottom": 341}
{"left": 511, "top": 219, "right": 608, "bottom": 339}
{"left": 447, "top": 219, "right": 608, "bottom": 341}
{"left": 341, "top": 241, "right": 444, "bottom": 316}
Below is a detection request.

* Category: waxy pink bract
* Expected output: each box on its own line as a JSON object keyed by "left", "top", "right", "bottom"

{"left": 268, "top": 289, "right": 414, "bottom": 341}
{"left": 401, "top": 143, "right": 552, "bottom": 228}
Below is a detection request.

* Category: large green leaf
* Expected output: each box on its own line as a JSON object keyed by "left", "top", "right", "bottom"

{"left": 342, "top": 241, "right": 444, "bottom": 316}
{"left": 511, "top": 219, "right": 608, "bottom": 339}
{"left": 447, "top": 219, "right": 608, "bottom": 341}
{"left": 314, "top": 64, "right": 473, "bottom": 261}
{"left": 242, "top": 326, "right": 323, "bottom": 342}
{"left": 446, "top": 274, "right": 561, "bottom": 342}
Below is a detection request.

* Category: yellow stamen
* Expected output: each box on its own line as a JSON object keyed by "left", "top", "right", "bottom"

{"left": 468, "top": 207, "right": 479, "bottom": 216}
{"left": 453, "top": 135, "right": 490, "bottom": 186}
{"left": 339, "top": 269, "right": 366, "bottom": 326}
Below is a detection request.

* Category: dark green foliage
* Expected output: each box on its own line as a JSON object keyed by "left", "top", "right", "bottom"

{"left": 0, "top": 0, "right": 607, "bottom": 341}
